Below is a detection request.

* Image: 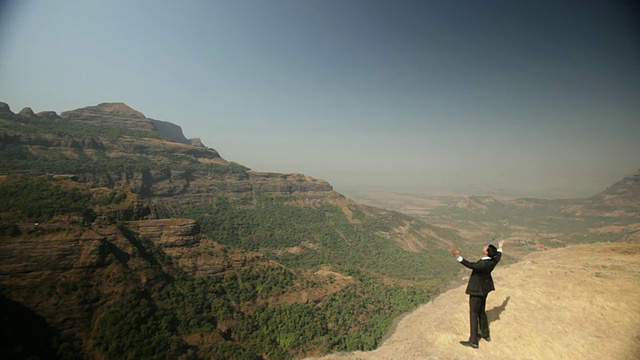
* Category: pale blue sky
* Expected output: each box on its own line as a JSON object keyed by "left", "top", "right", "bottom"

{"left": 1, "top": 0, "right": 638, "bottom": 198}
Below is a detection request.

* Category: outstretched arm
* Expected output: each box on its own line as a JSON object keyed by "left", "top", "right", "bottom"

{"left": 451, "top": 246, "right": 496, "bottom": 270}
{"left": 450, "top": 248, "right": 489, "bottom": 270}
{"left": 493, "top": 239, "right": 505, "bottom": 263}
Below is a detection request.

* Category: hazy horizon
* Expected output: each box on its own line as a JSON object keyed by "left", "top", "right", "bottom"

{"left": 1, "top": 1, "right": 638, "bottom": 199}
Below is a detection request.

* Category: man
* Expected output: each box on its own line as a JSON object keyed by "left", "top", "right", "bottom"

{"left": 449, "top": 239, "right": 505, "bottom": 349}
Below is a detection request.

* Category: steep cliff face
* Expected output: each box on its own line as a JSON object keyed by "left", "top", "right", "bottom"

{"left": 74, "top": 169, "right": 336, "bottom": 199}
{"left": 126, "top": 218, "right": 264, "bottom": 275}
{"left": 0, "top": 128, "right": 222, "bottom": 159}
{"left": 150, "top": 118, "right": 203, "bottom": 146}
{"left": 0, "top": 204, "right": 266, "bottom": 358}
{"left": 0, "top": 222, "right": 151, "bottom": 357}
{"left": 248, "top": 171, "right": 333, "bottom": 193}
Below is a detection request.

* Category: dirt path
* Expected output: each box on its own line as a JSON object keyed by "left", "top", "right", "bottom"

{"left": 306, "top": 242, "right": 640, "bottom": 360}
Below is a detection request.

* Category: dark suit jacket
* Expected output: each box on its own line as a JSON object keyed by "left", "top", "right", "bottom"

{"left": 461, "top": 251, "right": 502, "bottom": 296}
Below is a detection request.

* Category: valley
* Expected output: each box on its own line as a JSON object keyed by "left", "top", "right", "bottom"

{"left": 347, "top": 177, "right": 640, "bottom": 260}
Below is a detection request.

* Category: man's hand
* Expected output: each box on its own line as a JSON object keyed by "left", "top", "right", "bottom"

{"left": 449, "top": 248, "right": 460, "bottom": 257}
{"left": 498, "top": 239, "right": 505, "bottom": 249}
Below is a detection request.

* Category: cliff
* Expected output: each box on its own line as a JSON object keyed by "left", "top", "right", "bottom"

{"left": 0, "top": 102, "right": 337, "bottom": 201}
{"left": 308, "top": 242, "right": 640, "bottom": 360}
{"left": 0, "top": 184, "right": 268, "bottom": 358}
{"left": 126, "top": 218, "right": 263, "bottom": 275}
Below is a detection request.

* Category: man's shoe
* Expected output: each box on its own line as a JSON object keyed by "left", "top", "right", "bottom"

{"left": 480, "top": 335, "right": 491, "bottom": 342}
{"left": 459, "top": 341, "right": 478, "bottom": 349}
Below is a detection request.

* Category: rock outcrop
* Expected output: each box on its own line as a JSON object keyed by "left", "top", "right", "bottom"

{"left": 127, "top": 218, "right": 202, "bottom": 249}
{"left": 190, "top": 138, "right": 206, "bottom": 147}
{"left": 18, "top": 107, "right": 35, "bottom": 117}
{"left": 0, "top": 210, "right": 265, "bottom": 357}
{"left": 35, "top": 111, "right": 59, "bottom": 118}
{"left": 150, "top": 118, "right": 190, "bottom": 144}
{"left": 248, "top": 171, "right": 333, "bottom": 193}
{"left": 60, "top": 102, "right": 155, "bottom": 131}
{"left": 127, "top": 218, "right": 264, "bottom": 275}
{"left": 0, "top": 102, "right": 13, "bottom": 116}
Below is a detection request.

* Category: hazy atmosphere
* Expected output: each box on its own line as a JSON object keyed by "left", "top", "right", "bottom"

{"left": 1, "top": 0, "right": 638, "bottom": 198}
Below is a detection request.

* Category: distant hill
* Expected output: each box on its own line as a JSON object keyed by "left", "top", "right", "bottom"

{"left": 408, "top": 170, "right": 640, "bottom": 259}
{"left": 308, "top": 241, "right": 640, "bottom": 360}
{"left": 580, "top": 169, "right": 640, "bottom": 213}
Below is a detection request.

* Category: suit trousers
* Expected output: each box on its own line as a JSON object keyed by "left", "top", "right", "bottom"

{"left": 469, "top": 295, "right": 489, "bottom": 344}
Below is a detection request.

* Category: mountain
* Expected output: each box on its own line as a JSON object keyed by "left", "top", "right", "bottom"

{"left": 0, "top": 101, "right": 462, "bottom": 359}
{"left": 577, "top": 169, "right": 640, "bottom": 214}
{"left": 2, "top": 101, "right": 636, "bottom": 359}
{"left": 60, "top": 102, "right": 153, "bottom": 130}
{"left": 59, "top": 102, "right": 204, "bottom": 146}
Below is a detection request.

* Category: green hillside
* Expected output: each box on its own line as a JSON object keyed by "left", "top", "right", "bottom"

{"left": 0, "top": 103, "right": 460, "bottom": 359}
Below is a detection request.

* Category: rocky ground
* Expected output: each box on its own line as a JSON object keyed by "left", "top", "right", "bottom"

{"left": 306, "top": 241, "right": 640, "bottom": 360}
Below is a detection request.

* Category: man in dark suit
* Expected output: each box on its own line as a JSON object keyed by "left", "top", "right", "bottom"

{"left": 450, "top": 239, "right": 505, "bottom": 349}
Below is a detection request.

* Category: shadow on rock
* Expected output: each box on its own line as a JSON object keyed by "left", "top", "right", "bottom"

{"left": 488, "top": 295, "right": 510, "bottom": 323}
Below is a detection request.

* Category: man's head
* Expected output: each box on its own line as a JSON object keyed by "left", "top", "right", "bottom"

{"left": 484, "top": 244, "right": 498, "bottom": 258}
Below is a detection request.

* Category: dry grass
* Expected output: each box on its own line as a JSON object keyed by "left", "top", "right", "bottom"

{"left": 305, "top": 242, "right": 640, "bottom": 360}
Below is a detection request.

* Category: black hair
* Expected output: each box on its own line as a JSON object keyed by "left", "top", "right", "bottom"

{"left": 487, "top": 244, "right": 498, "bottom": 258}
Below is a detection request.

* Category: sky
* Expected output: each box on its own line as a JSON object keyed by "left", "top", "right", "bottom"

{"left": 0, "top": 0, "right": 639, "bottom": 198}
